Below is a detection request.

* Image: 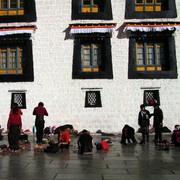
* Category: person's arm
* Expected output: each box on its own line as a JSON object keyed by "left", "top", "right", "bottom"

{"left": 44, "top": 108, "right": 48, "bottom": 116}
{"left": 19, "top": 109, "right": 23, "bottom": 115}
{"left": 7, "top": 116, "right": 11, "bottom": 131}
{"left": 138, "top": 112, "right": 141, "bottom": 126}
{"left": 33, "top": 108, "right": 36, "bottom": 115}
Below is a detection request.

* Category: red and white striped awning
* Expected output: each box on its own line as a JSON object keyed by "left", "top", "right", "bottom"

{"left": 123, "top": 23, "right": 180, "bottom": 32}
{"left": 0, "top": 27, "right": 36, "bottom": 36}
{"left": 70, "top": 24, "right": 116, "bottom": 34}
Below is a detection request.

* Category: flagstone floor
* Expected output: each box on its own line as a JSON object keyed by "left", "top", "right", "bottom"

{"left": 0, "top": 133, "right": 180, "bottom": 180}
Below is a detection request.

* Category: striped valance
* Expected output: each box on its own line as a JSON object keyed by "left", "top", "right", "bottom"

{"left": 70, "top": 24, "right": 116, "bottom": 34}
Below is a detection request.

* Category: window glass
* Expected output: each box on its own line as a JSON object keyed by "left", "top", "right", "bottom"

{"left": 0, "top": 47, "right": 22, "bottom": 74}
{"left": 10, "top": 0, "right": 17, "bottom": 8}
{"left": 81, "top": 43, "right": 101, "bottom": 72}
{"left": 136, "top": 41, "right": 165, "bottom": 71}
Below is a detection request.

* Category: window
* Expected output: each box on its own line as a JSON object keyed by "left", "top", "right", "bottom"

{"left": 81, "top": 0, "right": 98, "bottom": 13}
{"left": 85, "top": 91, "right": 102, "bottom": 108}
{"left": 135, "top": 0, "right": 165, "bottom": 12}
{"left": 0, "top": 47, "right": 22, "bottom": 75}
{"left": 136, "top": 41, "right": 165, "bottom": 72}
{"left": 0, "top": 34, "right": 34, "bottom": 82}
{"left": 0, "top": 0, "right": 36, "bottom": 23}
{"left": 81, "top": 43, "right": 101, "bottom": 72}
{"left": 72, "top": 33, "right": 113, "bottom": 79}
{"left": 11, "top": 92, "right": 26, "bottom": 109}
{"left": 72, "top": 0, "right": 113, "bottom": 20}
{"left": 125, "top": 0, "right": 177, "bottom": 19}
{"left": 128, "top": 33, "right": 177, "bottom": 79}
{"left": 143, "top": 90, "right": 160, "bottom": 106}
{"left": 0, "top": 0, "right": 24, "bottom": 16}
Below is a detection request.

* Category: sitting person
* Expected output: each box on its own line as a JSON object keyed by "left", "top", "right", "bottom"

{"left": 78, "top": 129, "right": 93, "bottom": 155}
{"left": 58, "top": 129, "right": 70, "bottom": 149}
{"left": 120, "top": 124, "right": 137, "bottom": 145}
{"left": 171, "top": 125, "right": 180, "bottom": 147}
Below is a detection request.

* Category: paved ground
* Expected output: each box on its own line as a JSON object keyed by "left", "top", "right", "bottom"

{"left": 0, "top": 133, "right": 180, "bottom": 180}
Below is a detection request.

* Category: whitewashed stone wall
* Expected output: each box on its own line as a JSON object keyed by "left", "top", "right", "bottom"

{"left": 0, "top": 0, "right": 180, "bottom": 133}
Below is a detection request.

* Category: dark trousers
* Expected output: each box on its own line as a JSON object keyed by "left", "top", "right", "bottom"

{"left": 154, "top": 127, "right": 162, "bottom": 142}
{"left": 35, "top": 120, "right": 44, "bottom": 144}
{"left": 8, "top": 125, "right": 20, "bottom": 150}
{"left": 141, "top": 126, "right": 149, "bottom": 142}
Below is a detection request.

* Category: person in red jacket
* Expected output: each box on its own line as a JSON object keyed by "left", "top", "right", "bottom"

{"left": 9, "top": 103, "right": 23, "bottom": 116}
{"left": 7, "top": 105, "right": 22, "bottom": 152}
{"left": 33, "top": 102, "right": 48, "bottom": 144}
{"left": 58, "top": 130, "right": 70, "bottom": 149}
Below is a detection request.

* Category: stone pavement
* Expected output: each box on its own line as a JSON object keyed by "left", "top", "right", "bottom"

{"left": 0, "top": 133, "right": 180, "bottom": 180}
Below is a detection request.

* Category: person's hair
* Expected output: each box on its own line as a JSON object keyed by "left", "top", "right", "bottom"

{"left": 82, "top": 129, "right": 88, "bottom": 133}
{"left": 12, "top": 106, "right": 18, "bottom": 114}
{"left": 38, "top": 102, "right": 44, "bottom": 106}
{"left": 140, "top": 104, "right": 145, "bottom": 109}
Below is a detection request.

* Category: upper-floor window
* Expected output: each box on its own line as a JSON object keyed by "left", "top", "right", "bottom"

{"left": 135, "top": 0, "right": 166, "bottom": 12}
{"left": 0, "top": 0, "right": 24, "bottom": 16}
{"left": 125, "top": 0, "right": 177, "bottom": 19}
{"left": 72, "top": 33, "right": 113, "bottom": 79}
{"left": 81, "top": 43, "right": 101, "bottom": 73}
{"left": 72, "top": 0, "right": 113, "bottom": 20}
{"left": 136, "top": 41, "right": 165, "bottom": 72}
{"left": 0, "top": 47, "right": 23, "bottom": 75}
{"left": 0, "top": 0, "right": 36, "bottom": 23}
{"left": 128, "top": 32, "right": 177, "bottom": 79}
{"left": 0, "top": 33, "right": 34, "bottom": 82}
{"left": 81, "top": 0, "right": 98, "bottom": 13}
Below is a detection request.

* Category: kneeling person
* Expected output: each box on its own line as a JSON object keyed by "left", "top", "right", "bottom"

{"left": 78, "top": 129, "right": 93, "bottom": 155}
{"left": 58, "top": 129, "right": 70, "bottom": 149}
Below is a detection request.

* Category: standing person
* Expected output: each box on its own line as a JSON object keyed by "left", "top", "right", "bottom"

{"left": 138, "top": 104, "right": 151, "bottom": 144}
{"left": 151, "top": 103, "right": 163, "bottom": 143}
{"left": 7, "top": 105, "right": 22, "bottom": 152}
{"left": 33, "top": 102, "right": 48, "bottom": 144}
{"left": 9, "top": 103, "right": 23, "bottom": 116}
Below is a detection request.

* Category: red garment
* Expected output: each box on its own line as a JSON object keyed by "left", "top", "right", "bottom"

{"left": 9, "top": 108, "right": 23, "bottom": 116}
{"left": 59, "top": 131, "right": 70, "bottom": 143}
{"left": 7, "top": 113, "right": 22, "bottom": 129}
{"left": 33, "top": 106, "right": 48, "bottom": 117}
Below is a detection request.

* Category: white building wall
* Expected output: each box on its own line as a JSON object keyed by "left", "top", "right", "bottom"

{"left": 0, "top": 0, "right": 180, "bottom": 133}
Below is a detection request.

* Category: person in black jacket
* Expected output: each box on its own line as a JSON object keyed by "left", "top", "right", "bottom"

{"left": 78, "top": 129, "right": 93, "bottom": 155}
{"left": 120, "top": 125, "right": 137, "bottom": 145}
{"left": 138, "top": 104, "right": 151, "bottom": 144}
{"left": 151, "top": 104, "right": 163, "bottom": 143}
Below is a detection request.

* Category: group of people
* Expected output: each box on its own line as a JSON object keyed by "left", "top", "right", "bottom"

{"left": 7, "top": 101, "right": 164, "bottom": 153}
{"left": 7, "top": 102, "right": 48, "bottom": 152}
{"left": 7, "top": 102, "right": 93, "bottom": 154}
{"left": 121, "top": 103, "right": 164, "bottom": 145}
{"left": 138, "top": 103, "right": 163, "bottom": 144}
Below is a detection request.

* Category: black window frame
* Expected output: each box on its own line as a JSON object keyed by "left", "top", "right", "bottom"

{"left": 72, "top": 0, "right": 113, "bottom": 20}
{"left": 11, "top": 92, "right": 26, "bottom": 109}
{"left": 0, "top": 33, "right": 34, "bottom": 82}
{"left": 0, "top": 0, "right": 36, "bottom": 23}
{"left": 128, "top": 32, "right": 177, "bottom": 79}
{"left": 72, "top": 33, "right": 113, "bottom": 79}
{"left": 143, "top": 90, "right": 160, "bottom": 106}
{"left": 85, "top": 91, "right": 102, "bottom": 108}
{"left": 125, "top": 0, "right": 177, "bottom": 19}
